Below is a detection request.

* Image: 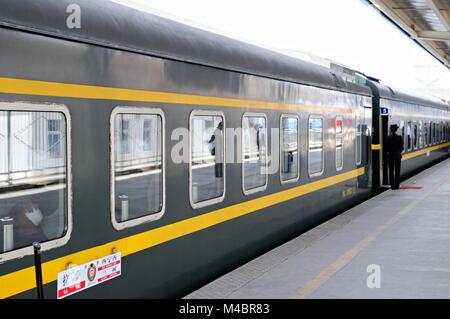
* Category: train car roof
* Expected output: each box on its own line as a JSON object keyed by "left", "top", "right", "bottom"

{"left": 0, "top": 0, "right": 371, "bottom": 96}
{"left": 370, "top": 80, "right": 449, "bottom": 111}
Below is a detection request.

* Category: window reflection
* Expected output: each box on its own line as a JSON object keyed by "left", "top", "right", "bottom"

{"left": 243, "top": 116, "right": 267, "bottom": 192}
{"left": 336, "top": 117, "right": 343, "bottom": 170}
{"left": 0, "top": 111, "right": 67, "bottom": 253}
{"left": 309, "top": 117, "right": 323, "bottom": 175}
{"left": 191, "top": 114, "right": 224, "bottom": 205}
{"left": 356, "top": 117, "right": 362, "bottom": 165}
{"left": 281, "top": 116, "right": 299, "bottom": 181}
{"left": 114, "top": 113, "right": 163, "bottom": 223}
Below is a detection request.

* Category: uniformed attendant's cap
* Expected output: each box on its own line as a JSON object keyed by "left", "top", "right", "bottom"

{"left": 390, "top": 124, "right": 399, "bottom": 131}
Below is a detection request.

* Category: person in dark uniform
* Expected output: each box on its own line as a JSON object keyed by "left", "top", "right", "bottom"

{"left": 208, "top": 122, "right": 223, "bottom": 178}
{"left": 386, "top": 124, "right": 404, "bottom": 190}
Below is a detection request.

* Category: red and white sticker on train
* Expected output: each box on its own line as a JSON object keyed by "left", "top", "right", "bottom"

{"left": 57, "top": 252, "right": 121, "bottom": 299}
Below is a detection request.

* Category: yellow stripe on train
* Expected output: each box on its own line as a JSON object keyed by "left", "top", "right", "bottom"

{"left": 0, "top": 77, "right": 353, "bottom": 114}
{"left": 402, "top": 142, "right": 450, "bottom": 161}
{"left": 0, "top": 167, "right": 364, "bottom": 299}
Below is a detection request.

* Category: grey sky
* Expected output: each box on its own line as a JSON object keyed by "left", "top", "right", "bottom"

{"left": 115, "top": 0, "right": 450, "bottom": 100}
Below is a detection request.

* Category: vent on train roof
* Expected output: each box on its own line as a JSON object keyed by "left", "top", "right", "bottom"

{"left": 386, "top": 86, "right": 396, "bottom": 97}
{"left": 331, "top": 73, "right": 343, "bottom": 89}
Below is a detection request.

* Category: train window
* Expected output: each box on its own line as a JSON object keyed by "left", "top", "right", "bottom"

{"left": 439, "top": 123, "right": 442, "bottom": 143}
{"left": 439, "top": 122, "right": 441, "bottom": 142}
{"left": 335, "top": 116, "right": 343, "bottom": 171}
{"left": 444, "top": 123, "right": 447, "bottom": 142}
{"left": 423, "top": 123, "right": 428, "bottom": 147}
{"left": 419, "top": 121, "right": 423, "bottom": 148}
{"left": 0, "top": 103, "right": 71, "bottom": 262}
{"left": 437, "top": 122, "right": 440, "bottom": 143}
{"left": 447, "top": 123, "right": 449, "bottom": 141}
{"left": 406, "top": 122, "right": 412, "bottom": 151}
{"left": 413, "top": 122, "right": 418, "bottom": 149}
{"left": 437, "top": 123, "right": 440, "bottom": 143}
{"left": 190, "top": 111, "right": 225, "bottom": 208}
{"left": 111, "top": 108, "right": 165, "bottom": 230}
{"left": 355, "top": 117, "right": 362, "bottom": 166}
{"left": 438, "top": 122, "right": 441, "bottom": 143}
{"left": 243, "top": 113, "right": 267, "bottom": 194}
{"left": 432, "top": 122, "right": 436, "bottom": 144}
{"left": 309, "top": 116, "right": 324, "bottom": 176}
{"left": 444, "top": 122, "right": 449, "bottom": 142}
{"left": 446, "top": 123, "right": 450, "bottom": 141}
{"left": 435, "top": 122, "right": 438, "bottom": 144}
{"left": 447, "top": 122, "right": 450, "bottom": 141}
{"left": 429, "top": 122, "right": 432, "bottom": 145}
{"left": 400, "top": 120, "right": 405, "bottom": 153}
{"left": 280, "top": 115, "right": 299, "bottom": 183}
{"left": 435, "top": 122, "right": 438, "bottom": 143}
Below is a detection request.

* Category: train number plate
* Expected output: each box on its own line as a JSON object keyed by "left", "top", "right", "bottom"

{"left": 57, "top": 252, "right": 121, "bottom": 299}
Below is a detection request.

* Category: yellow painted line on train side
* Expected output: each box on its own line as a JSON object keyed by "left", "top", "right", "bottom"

{"left": 401, "top": 142, "right": 450, "bottom": 161}
{"left": 0, "top": 167, "right": 364, "bottom": 299}
{"left": 0, "top": 77, "right": 353, "bottom": 114}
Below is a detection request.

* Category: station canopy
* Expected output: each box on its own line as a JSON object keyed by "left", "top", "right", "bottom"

{"left": 368, "top": 0, "right": 450, "bottom": 69}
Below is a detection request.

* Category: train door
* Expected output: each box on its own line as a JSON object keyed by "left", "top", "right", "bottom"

{"left": 357, "top": 104, "right": 372, "bottom": 189}
{"left": 363, "top": 105, "right": 372, "bottom": 166}
{"left": 380, "top": 112, "right": 389, "bottom": 186}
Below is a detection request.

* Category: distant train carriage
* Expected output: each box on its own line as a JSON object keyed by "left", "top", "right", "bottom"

{"left": 0, "top": 0, "right": 449, "bottom": 299}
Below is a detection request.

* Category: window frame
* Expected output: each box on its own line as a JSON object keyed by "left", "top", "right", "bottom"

{"left": 189, "top": 110, "right": 226, "bottom": 209}
{"left": 279, "top": 114, "right": 300, "bottom": 184}
{"left": 110, "top": 107, "right": 166, "bottom": 231}
{"left": 242, "top": 112, "right": 268, "bottom": 195}
{"left": 0, "top": 102, "right": 72, "bottom": 264}
{"left": 335, "top": 116, "right": 344, "bottom": 172}
{"left": 308, "top": 115, "right": 325, "bottom": 178}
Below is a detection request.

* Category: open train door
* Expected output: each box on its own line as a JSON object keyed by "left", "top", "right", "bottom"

{"left": 380, "top": 107, "right": 389, "bottom": 186}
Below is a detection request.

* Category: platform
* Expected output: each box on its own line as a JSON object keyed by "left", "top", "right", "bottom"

{"left": 185, "top": 158, "right": 450, "bottom": 299}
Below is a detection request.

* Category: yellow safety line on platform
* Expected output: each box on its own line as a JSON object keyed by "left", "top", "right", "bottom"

{"left": 289, "top": 164, "right": 450, "bottom": 299}
{"left": 0, "top": 167, "right": 364, "bottom": 299}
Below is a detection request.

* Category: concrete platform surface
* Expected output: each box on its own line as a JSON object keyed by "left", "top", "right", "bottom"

{"left": 184, "top": 159, "right": 450, "bottom": 299}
